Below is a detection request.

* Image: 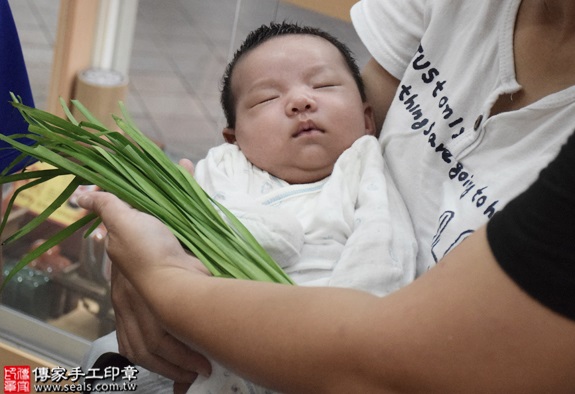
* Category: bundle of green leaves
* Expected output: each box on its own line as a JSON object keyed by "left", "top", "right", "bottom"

{"left": 0, "top": 95, "right": 294, "bottom": 290}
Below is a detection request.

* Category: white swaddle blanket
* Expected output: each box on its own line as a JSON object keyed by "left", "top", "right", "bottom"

{"left": 188, "top": 135, "right": 417, "bottom": 393}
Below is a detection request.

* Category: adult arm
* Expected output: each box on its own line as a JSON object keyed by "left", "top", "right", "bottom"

{"left": 78, "top": 198, "right": 575, "bottom": 393}
{"left": 361, "top": 57, "right": 399, "bottom": 133}
{"left": 352, "top": 0, "right": 427, "bottom": 133}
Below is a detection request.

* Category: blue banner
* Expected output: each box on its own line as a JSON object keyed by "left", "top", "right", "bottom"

{"left": 0, "top": 0, "right": 36, "bottom": 174}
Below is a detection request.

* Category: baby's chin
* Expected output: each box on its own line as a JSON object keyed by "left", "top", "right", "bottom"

{"left": 269, "top": 165, "right": 333, "bottom": 185}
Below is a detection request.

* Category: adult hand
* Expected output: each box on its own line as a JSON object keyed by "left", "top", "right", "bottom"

{"left": 111, "top": 266, "right": 211, "bottom": 387}
{"left": 77, "top": 191, "right": 212, "bottom": 388}
{"left": 77, "top": 191, "right": 209, "bottom": 286}
{"left": 179, "top": 158, "right": 195, "bottom": 175}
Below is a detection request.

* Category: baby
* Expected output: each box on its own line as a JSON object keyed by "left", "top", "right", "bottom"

{"left": 189, "top": 21, "right": 417, "bottom": 393}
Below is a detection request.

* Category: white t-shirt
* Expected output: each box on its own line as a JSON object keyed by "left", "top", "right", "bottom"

{"left": 352, "top": 0, "right": 575, "bottom": 274}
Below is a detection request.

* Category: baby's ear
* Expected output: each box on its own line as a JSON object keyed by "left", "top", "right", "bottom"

{"left": 363, "top": 103, "right": 377, "bottom": 137}
{"left": 222, "top": 128, "right": 237, "bottom": 144}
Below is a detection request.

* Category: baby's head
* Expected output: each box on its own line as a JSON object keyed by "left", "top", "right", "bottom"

{"left": 220, "top": 22, "right": 375, "bottom": 184}
{"left": 221, "top": 22, "right": 367, "bottom": 129}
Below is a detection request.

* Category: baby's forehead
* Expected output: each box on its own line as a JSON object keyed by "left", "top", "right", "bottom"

{"left": 236, "top": 35, "right": 344, "bottom": 73}
{"left": 255, "top": 33, "right": 337, "bottom": 52}
{"left": 229, "top": 34, "right": 350, "bottom": 95}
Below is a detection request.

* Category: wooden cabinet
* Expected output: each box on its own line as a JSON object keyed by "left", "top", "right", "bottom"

{"left": 283, "top": 0, "right": 357, "bottom": 21}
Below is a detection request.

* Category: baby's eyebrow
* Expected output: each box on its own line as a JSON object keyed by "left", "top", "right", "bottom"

{"left": 304, "top": 64, "right": 336, "bottom": 77}
{"left": 246, "top": 79, "right": 281, "bottom": 94}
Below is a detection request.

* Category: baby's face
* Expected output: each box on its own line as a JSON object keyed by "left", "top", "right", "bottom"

{"left": 226, "top": 35, "right": 374, "bottom": 184}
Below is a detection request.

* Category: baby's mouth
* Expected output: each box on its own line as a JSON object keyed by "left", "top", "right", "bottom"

{"left": 293, "top": 120, "right": 323, "bottom": 138}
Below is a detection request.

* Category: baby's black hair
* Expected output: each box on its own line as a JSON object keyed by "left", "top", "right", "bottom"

{"left": 220, "top": 21, "right": 367, "bottom": 128}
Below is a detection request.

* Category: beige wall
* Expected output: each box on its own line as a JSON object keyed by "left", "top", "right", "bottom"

{"left": 0, "top": 341, "right": 57, "bottom": 368}
{"left": 283, "top": 0, "right": 356, "bottom": 21}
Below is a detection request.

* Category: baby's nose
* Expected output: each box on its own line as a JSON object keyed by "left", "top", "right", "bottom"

{"left": 287, "top": 93, "right": 316, "bottom": 114}
{"left": 291, "top": 102, "right": 312, "bottom": 113}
